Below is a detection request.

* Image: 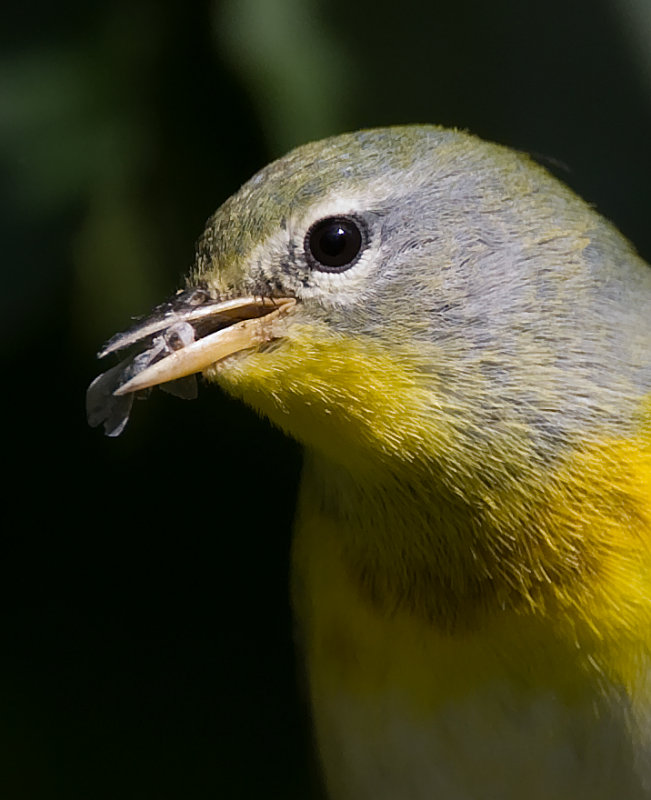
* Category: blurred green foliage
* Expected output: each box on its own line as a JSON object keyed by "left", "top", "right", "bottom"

{"left": 2, "top": 0, "right": 650, "bottom": 797}
{"left": 216, "top": 0, "right": 354, "bottom": 153}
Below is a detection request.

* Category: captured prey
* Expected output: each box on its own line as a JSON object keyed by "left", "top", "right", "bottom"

{"left": 86, "top": 286, "right": 295, "bottom": 437}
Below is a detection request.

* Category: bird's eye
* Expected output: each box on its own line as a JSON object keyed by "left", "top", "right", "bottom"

{"left": 305, "top": 215, "right": 366, "bottom": 272}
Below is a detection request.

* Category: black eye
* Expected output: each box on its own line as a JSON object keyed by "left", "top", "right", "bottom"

{"left": 305, "top": 216, "right": 366, "bottom": 272}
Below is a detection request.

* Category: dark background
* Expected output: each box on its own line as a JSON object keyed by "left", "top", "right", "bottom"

{"left": 3, "top": 0, "right": 650, "bottom": 797}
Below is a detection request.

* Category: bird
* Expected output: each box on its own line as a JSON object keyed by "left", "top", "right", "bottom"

{"left": 87, "top": 125, "right": 651, "bottom": 799}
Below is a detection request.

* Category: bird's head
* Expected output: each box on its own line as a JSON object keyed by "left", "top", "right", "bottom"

{"left": 89, "top": 126, "right": 649, "bottom": 489}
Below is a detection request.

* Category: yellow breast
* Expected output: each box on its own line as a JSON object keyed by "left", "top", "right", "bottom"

{"left": 293, "top": 508, "right": 651, "bottom": 799}
{"left": 291, "top": 424, "right": 651, "bottom": 799}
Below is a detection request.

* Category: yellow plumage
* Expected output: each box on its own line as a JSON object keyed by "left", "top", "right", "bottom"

{"left": 89, "top": 126, "right": 651, "bottom": 798}
{"left": 217, "top": 328, "right": 651, "bottom": 797}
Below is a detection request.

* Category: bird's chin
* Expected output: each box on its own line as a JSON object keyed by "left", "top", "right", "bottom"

{"left": 201, "top": 325, "right": 444, "bottom": 475}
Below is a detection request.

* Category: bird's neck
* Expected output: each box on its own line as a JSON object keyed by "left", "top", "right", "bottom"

{"left": 296, "top": 450, "right": 490, "bottom": 627}
{"left": 295, "top": 440, "right": 651, "bottom": 640}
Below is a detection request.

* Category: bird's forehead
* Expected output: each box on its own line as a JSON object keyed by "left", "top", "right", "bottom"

{"left": 236, "top": 125, "right": 453, "bottom": 212}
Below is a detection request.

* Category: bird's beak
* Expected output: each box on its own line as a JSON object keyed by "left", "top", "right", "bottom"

{"left": 87, "top": 287, "right": 296, "bottom": 436}
{"left": 109, "top": 292, "right": 295, "bottom": 395}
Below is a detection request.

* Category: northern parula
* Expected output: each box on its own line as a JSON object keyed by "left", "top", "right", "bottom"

{"left": 88, "top": 126, "right": 651, "bottom": 799}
